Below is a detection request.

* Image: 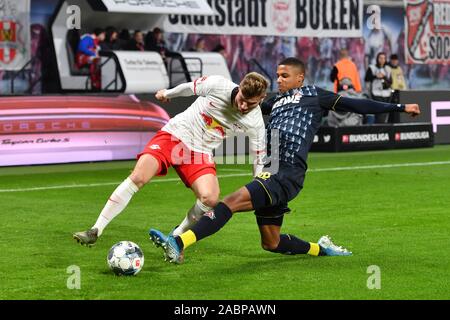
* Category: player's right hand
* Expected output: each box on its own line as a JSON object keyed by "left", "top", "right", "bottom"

{"left": 404, "top": 104, "right": 420, "bottom": 117}
{"left": 155, "top": 89, "right": 170, "bottom": 102}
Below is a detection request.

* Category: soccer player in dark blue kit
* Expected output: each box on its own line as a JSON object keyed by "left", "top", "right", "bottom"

{"left": 150, "top": 57, "right": 421, "bottom": 263}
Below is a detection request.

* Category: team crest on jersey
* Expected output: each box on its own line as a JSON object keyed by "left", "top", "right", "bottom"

{"left": 203, "top": 210, "right": 216, "bottom": 220}
{"left": 149, "top": 144, "right": 161, "bottom": 150}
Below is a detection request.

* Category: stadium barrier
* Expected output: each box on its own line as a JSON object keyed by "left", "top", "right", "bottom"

{"left": 311, "top": 123, "right": 434, "bottom": 152}
{"left": 400, "top": 90, "right": 450, "bottom": 144}
{"left": 0, "top": 95, "right": 169, "bottom": 167}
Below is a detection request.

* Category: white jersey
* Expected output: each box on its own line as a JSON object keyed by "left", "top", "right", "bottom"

{"left": 161, "top": 76, "right": 266, "bottom": 172}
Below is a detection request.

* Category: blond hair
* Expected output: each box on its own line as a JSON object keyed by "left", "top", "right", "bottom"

{"left": 240, "top": 72, "right": 269, "bottom": 98}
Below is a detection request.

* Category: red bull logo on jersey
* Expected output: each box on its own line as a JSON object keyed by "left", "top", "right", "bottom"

{"left": 201, "top": 113, "right": 226, "bottom": 137}
{"left": 0, "top": 20, "right": 17, "bottom": 64}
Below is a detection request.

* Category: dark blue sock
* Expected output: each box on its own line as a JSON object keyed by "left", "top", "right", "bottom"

{"left": 270, "top": 234, "right": 323, "bottom": 255}
{"left": 176, "top": 202, "right": 232, "bottom": 249}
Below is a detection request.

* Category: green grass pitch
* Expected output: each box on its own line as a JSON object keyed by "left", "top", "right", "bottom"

{"left": 1, "top": 146, "right": 449, "bottom": 300}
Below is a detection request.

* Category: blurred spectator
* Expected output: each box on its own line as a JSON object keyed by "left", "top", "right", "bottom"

{"left": 190, "top": 37, "right": 206, "bottom": 52}
{"left": 388, "top": 54, "right": 407, "bottom": 123}
{"left": 316, "top": 38, "right": 333, "bottom": 84}
{"left": 118, "top": 29, "right": 130, "bottom": 49}
{"left": 330, "top": 48, "right": 362, "bottom": 93}
{"left": 212, "top": 43, "right": 227, "bottom": 58}
{"left": 327, "top": 77, "right": 364, "bottom": 127}
{"left": 76, "top": 28, "right": 105, "bottom": 90}
{"left": 145, "top": 27, "right": 191, "bottom": 83}
{"left": 297, "top": 37, "right": 319, "bottom": 84}
{"left": 76, "top": 28, "right": 104, "bottom": 59}
{"left": 125, "top": 30, "right": 145, "bottom": 51}
{"left": 100, "top": 26, "right": 121, "bottom": 51}
{"left": 389, "top": 54, "right": 407, "bottom": 92}
{"left": 145, "top": 28, "right": 163, "bottom": 54}
{"left": 365, "top": 52, "right": 392, "bottom": 123}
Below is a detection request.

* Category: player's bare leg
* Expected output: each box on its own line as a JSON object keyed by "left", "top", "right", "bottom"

{"left": 73, "top": 154, "right": 159, "bottom": 246}
{"left": 222, "top": 187, "right": 254, "bottom": 212}
{"left": 258, "top": 225, "right": 282, "bottom": 251}
{"left": 172, "top": 174, "right": 220, "bottom": 236}
{"left": 150, "top": 174, "right": 220, "bottom": 248}
{"left": 154, "top": 187, "right": 254, "bottom": 263}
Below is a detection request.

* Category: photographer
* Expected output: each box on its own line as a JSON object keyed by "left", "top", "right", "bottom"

{"left": 365, "top": 52, "right": 392, "bottom": 123}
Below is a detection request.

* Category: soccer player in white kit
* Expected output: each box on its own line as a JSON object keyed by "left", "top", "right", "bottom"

{"left": 73, "top": 73, "right": 268, "bottom": 245}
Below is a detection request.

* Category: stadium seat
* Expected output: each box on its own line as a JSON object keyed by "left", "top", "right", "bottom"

{"left": 66, "top": 29, "right": 90, "bottom": 76}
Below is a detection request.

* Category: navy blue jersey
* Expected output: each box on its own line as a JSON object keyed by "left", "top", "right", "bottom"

{"left": 262, "top": 85, "right": 405, "bottom": 170}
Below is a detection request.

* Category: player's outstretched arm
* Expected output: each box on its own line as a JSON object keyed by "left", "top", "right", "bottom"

{"left": 154, "top": 82, "right": 195, "bottom": 103}
{"left": 335, "top": 96, "right": 420, "bottom": 116}
{"left": 155, "top": 76, "right": 221, "bottom": 103}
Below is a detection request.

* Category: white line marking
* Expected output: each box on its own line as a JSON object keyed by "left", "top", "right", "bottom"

{"left": 308, "top": 160, "right": 450, "bottom": 172}
{"left": 219, "top": 168, "right": 249, "bottom": 172}
{"left": 0, "top": 161, "right": 449, "bottom": 193}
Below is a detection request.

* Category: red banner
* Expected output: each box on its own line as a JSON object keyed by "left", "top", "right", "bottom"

{"left": 405, "top": 0, "right": 450, "bottom": 64}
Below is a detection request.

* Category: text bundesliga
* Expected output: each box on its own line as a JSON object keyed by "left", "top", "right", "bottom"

{"left": 168, "top": 0, "right": 360, "bottom": 30}
{"left": 174, "top": 304, "right": 276, "bottom": 317}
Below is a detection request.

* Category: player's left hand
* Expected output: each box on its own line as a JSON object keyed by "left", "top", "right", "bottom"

{"left": 404, "top": 104, "right": 420, "bottom": 117}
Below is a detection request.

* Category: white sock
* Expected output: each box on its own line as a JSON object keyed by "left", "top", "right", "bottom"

{"left": 93, "top": 177, "right": 139, "bottom": 236}
{"left": 172, "top": 199, "right": 212, "bottom": 237}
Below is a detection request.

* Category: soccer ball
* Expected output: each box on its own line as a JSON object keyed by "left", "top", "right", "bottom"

{"left": 107, "top": 241, "right": 144, "bottom": 276}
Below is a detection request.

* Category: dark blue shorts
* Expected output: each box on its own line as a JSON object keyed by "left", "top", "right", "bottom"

{"left": 245, "top": 165, "right": 306, "bottom": 224}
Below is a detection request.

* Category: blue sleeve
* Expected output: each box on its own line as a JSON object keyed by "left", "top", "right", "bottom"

{"left": 261, "top": 96, "right": 277, "bottom": 115}
{"left": 317, "top": 86, "right": 341, "bottom": 108}
{"left": 335, "top": 96, "right": 405, "bottom": 114}
{"left": 317, "top": 86, "right": 405, "bottom": 114}
{"left": 77, "top": 37, "right": 96, "bottom": 56}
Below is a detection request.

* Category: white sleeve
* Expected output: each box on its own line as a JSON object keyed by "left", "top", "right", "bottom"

{"left": 164, "top": 76, "right": 222, "bottom": 99}
{"left": 249, "top": 121, "right": 267, "bottom": 177}
{"left": 164, "top": 82, "right": 194, "bottom": 99}
{"left": 190, "top": 76, "right": 223, "bottom": 97}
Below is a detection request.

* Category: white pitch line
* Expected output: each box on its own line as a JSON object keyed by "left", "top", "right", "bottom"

{"left": 308, "top": 160, "right": 450, "bottom": 172}
{"left": 218, "top": 168, "right": 249, "bottom": 172}
{"left": 0, "top": 173, "right": 251, "bottom": 193}
{"left": 0, "top": 160, "right": 449, "bottom": 193}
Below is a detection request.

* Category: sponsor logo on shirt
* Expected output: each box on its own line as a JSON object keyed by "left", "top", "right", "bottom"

{"left": 272, "top": 93, "right": 302, "bottom": 110}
